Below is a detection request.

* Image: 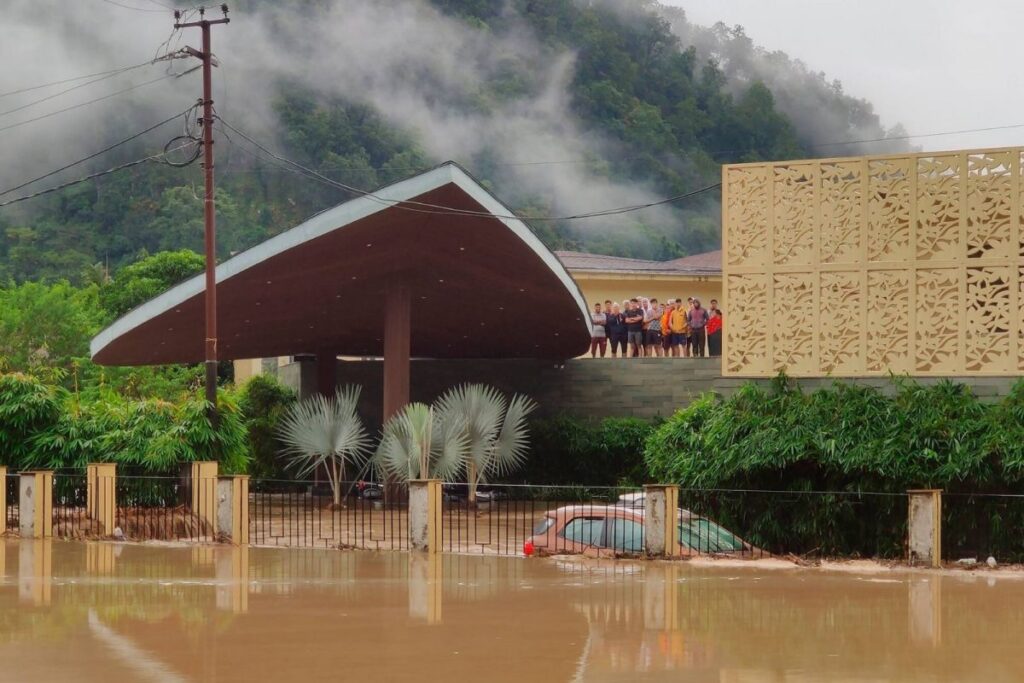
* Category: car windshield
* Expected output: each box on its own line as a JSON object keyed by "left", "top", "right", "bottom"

{"left": 532, "top": 517, "right": 554, "bottom": 536}
{"left": 678, "top": 517, "right": 744, "bottom": 552}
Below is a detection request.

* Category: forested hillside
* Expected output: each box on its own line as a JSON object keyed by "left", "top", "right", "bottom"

{"left": 1, "top": 0, "right": 904, "bottom": 285}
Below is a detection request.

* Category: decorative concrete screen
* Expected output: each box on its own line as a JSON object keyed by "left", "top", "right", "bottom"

{"left": 722, "top": 147, "right": 1024, "bottom": 377}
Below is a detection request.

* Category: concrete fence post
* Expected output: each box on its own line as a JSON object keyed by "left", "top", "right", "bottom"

{"left": 86, "top": 463, "right": 117, "bottom": 535}
{"left": 19, "top": 471, "right": 53, "bottom": 539}
{"left": 643, "top": 484, "right": 679, "bottom": 558}
{"left": 186, "top": 461, "right": 219, "bottom": 534}
{"left": 217, "top": 475, "right": 250, "bottom": 545}
{"left": 908, "top": 489, "right": 942, "bottom": 568}
{"left": 409, "top": 479, "right": 441, "bottom": 552}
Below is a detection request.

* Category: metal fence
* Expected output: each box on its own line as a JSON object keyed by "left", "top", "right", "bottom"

{"left": 53, "top": 473, "right": 90, "bottom": 538}
{"left": 248, "top": 479, "right": 408, "bottom": 551}
{"left": 117, "top": 475, "right": 215, "bottom": 542}
{"left": 5, "top": 473, "right": 18, "bottom": 532}
{"left": 942, "top": 493, "right": 1024, "bottom": 563}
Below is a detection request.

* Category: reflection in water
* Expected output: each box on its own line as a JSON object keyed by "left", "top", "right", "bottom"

{"left": 1, "top": 540, "right": 1023, "bottom": 682}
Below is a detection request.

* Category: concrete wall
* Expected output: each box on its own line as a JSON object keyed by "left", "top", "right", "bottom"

{"left": 274, "top": 357, "right": 1020, "bottom": 428}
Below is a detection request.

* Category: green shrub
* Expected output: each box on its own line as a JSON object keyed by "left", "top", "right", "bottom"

{"left": 517, "top": 414, "right": 656, "bottom": 486}
{"left": 238, "top": 374, "right": 296, "bottom": 479}
{"left": 644, "top": 376, "right": 1024, "bottom": 559}
{"left": 0, "top": 372, "right": 62, "bottom": 466}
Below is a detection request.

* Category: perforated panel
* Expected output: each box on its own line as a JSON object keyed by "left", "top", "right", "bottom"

{"left": 723, "top": 147, "right": 1024, "bottom": 376}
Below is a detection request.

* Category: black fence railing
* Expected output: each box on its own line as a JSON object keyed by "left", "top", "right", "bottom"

{"left": 942, "top": 493, "right": 1024, "bottom": 563}
{"left": 248, "top": 479, "right": 408, "bottom": 551}
{"left": 441, "top": 484, "right": 645, "bottom": 556}
{"left": 117, "top": 475, "right": 215, "bottom": 542}
{"left": 675, "top": 489, "right": 908, "bottom": 559}
{"left": 5, "top": 474, "right": 18, "bottom": 532}
{"left": 53, "top": 473, "right": 90, "bottom": 538}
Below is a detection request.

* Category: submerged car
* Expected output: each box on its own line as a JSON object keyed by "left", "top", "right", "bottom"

{"left": 524, "top": 504, "right": 752, "bottom": 558}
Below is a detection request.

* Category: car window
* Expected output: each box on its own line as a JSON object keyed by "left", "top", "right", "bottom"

{"left": 610, "top": 518, "right": 643, "bottom": 553}
{"left": 560, "top": 517, "right": 606, "bottom": 546}
{"left": 532, "top": 517, "right": 554, "bottom": 536}
{"left": 679, "top": 517, "right": 744, "bottom": 552}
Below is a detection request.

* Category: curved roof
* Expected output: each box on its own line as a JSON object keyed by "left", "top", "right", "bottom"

{"left": 91, "top": 162, "right": 591, "bottom": 365}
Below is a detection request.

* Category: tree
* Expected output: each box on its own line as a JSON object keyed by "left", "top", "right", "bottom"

{"left": 277, "top": 386, "right": 371, "bottom": 508}
{"left": 99, "top": 249, "right": 205, "bottom": 318}
{"left": 374, "top": 402, "right": 467, "bottom": 483}
{"left": 435, "top": 383, "right": 535, "bottom": 504}
{"left": 0, "top": 280, "right": 103, "bottom": 372}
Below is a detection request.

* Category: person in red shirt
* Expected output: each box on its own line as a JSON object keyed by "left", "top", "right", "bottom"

{"left": 706, "top": 309, "right": 723, "bottom": 357}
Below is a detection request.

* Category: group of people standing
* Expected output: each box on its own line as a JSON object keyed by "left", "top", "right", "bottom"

{"left": 589, "top": 297, "right": 723, "bottom": 358}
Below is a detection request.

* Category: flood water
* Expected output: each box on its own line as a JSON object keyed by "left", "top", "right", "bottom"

{"left": 1, "top": 540, "right": 1022, "bottom": 682}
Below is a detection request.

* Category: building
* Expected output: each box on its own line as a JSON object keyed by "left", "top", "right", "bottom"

{"left": 555, "top": 250, "right": 722, "bottom": 310}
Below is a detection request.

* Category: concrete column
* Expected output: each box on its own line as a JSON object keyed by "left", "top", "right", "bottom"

{"left": 86, "top": 463, "right": 117, "bottom": 535}
{"left": 383, "top": 285, "right": 411, "bottom": 420}
{"left": 643, "top": 484, "right": 679, "bottom": 557}
{"left": 217, "top": 475, "right": 250, "bottom": 545}
{"left": 19, "top": 471, "right": 53, "bottom": 539}
{"left": 293, "top": 354, "right": 318, "bottom": 400}
{"left": 189, "top": 461, "right": 219, "bottom": 535}
{"left": 908, "top": 489, "right": 942, "bottom": 568}
{"left": 409, "top": 479, "right": 441, "bottom": 552}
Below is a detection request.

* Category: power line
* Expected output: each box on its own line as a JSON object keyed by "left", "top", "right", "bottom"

{"left": 0, "top": 71, "right": 190, "bottom": 135}
{"left": 0, "top": 61, "right": 155, "bottom": 100}
{"left": 217, "top": 118, "right": 720, "bottom": 221}
{"left": 0, "top": 63, "right": 158, "bottom": 119}
{"left": 0, "top": 105, "right": 198, "bottom": 197}
{"left": 97, "top": 0, "right": 171, "bottom": 12}
{"left": 0, "top": 140, "right": 198, "bottom": 209}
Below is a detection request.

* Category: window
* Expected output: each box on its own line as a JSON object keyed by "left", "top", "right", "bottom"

{"left": 560, "top": 517, "right": 606, "bottom": 546}
{"left": 610, "top": 518, "right": 644, "bottom": 553}
{"left": 532, "top": 517, "right": 554, "bottom": 536}
{"left": 679, "top": 517, "right": 744, "bottom": 553}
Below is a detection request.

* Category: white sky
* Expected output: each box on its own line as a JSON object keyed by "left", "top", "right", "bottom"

{"left": 665, "top": 0, "right": 1024, "bottom": 153}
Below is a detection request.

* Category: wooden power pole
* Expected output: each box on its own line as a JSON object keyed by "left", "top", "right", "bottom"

{"left": 175, "top": 5, "right": 229, "bottom": 421}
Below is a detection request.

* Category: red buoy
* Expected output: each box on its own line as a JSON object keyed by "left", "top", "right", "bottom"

{"left": 523, "top": 540, "right": 535, "bottom": 557}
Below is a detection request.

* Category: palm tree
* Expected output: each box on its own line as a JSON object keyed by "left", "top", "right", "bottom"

{"left": 435, "top": 384, "right": 535, "bottom": 505}
{"left": 277, "top": 385, "right": 370, "bottom": 508}
{"left": 374, "top": 402, "right": 466, "bottom": 483}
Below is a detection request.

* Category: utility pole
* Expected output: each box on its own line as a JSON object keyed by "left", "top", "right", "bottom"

{"left": 175, "top": 5, "right": 229, "bottom": 422}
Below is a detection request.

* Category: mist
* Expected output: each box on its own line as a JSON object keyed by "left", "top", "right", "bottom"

{"left": 1, "top": 0, "right": 681, "bottom": 251}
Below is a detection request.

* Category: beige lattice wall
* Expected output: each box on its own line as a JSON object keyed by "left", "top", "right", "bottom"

{"left": 723, "top": 147, "right": 1024, "bottom": 377}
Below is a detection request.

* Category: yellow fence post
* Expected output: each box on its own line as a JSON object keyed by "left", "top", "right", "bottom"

{"left": 86, "top": 463, "right": 117, "bottom": 535}
{"left": 217, "top": 474, "right": 249, "bottom": 545}
{"left": 908, "top": 489, "right": 942, "bottom": 568}
{"left": 190, "top": 461, "right": 219, "bottom": 537}
{"left": 19, "top": 471, "right": 53, "bottom": 539}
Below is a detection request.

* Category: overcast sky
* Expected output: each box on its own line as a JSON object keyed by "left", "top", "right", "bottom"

{"left": 666, "top": 0, "right": 1024, "bottom": 153}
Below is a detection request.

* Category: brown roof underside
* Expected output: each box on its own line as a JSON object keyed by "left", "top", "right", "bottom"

{"left": 94, "top": 183, "right": 590, "bottom": 365}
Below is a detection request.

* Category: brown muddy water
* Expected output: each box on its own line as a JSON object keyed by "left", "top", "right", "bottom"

{"left": 1, "top": 540, "right": 1022, "bottom": 682}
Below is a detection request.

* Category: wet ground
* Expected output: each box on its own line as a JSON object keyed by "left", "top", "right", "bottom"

{"left": 1, "top": 539, "right": 1022, "bottom": 682}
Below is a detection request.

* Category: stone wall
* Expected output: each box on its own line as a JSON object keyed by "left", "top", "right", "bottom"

{"left": 275, "top": 357, "right": 1020, "bottom": 428}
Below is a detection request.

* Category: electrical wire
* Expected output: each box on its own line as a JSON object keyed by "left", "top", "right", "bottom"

{"left": 0, "top": 63, "right": 160, "bottom": 119}
{"left": 0, "top": 71, "right": 191, "bottom": 135}
{"left": 0, "top": 61, "right": 155, "bottom": 100}
{"left": 0, "top": 104, "right": 199, "bottom": 197}
{"left": 217, "top": 118, "right": 720, "bottom": 221}
{"left": 0, "top": 139, "right": 199, "bottom": 208}
{"left": 97, "top": 0, "right": 170, "bottom": 12}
